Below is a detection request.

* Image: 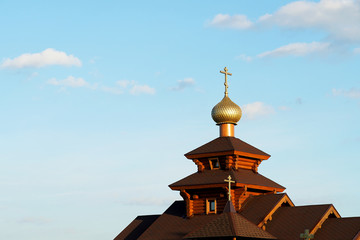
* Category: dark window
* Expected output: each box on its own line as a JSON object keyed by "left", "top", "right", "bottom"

{"left": 209, "top": 158, "right": 220, "bottom": 169}
{"left": 207, "top": 199, "right": 217, "bottom": 214}
{"left": 209, "top": 200, "right": 216, "bottom": 212}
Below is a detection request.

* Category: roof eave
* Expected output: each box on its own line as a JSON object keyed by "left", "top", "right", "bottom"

{"left": 185, "top": 150, "right": 271, "bottom": 160}
{"left": 169, "top": 182, "right": 285, "bottom": 192}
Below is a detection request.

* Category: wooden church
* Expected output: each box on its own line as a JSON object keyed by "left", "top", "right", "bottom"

{"left": 115, "top": 68, "right": 360, "bottom": 240}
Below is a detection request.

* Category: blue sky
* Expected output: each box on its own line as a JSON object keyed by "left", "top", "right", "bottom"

{"left": 1, "top": 0, "right": 360, "bottom": 239}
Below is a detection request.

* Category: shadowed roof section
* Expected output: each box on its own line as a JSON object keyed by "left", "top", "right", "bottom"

{"left": 185, "top": 137, "right": 270, "bottom": 160}
{"left": 136, "top": 201, "right": 218, "bottom": 240}
{"left": 184, "top": 204, "right": 277, "bottom": 239}
{"left": 223, "top": 200, "right": 236, "bottom": 213}
{"left": 240, "top": 194, "right": 289, "bottom": 225}
{"left": 265, "top": 204, "right": 334, "bottom": 240}
{"left": 314, "top": 217, "right": 360, "bottom": 240}
{"left": 169, "top": 169, "right": 285, "bottom": 191}
{"left": 114, "top": 215, "right": 160, "bottom": 240}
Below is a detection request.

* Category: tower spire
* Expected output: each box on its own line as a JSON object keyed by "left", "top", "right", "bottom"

{"left": 211, "top": 67, "right": 242, "bottom": 137}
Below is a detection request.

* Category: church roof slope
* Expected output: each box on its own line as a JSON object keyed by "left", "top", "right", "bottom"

{"left": 184, "top": 211, "right": 277, "bottom": 239}
{"left": 314, "top": 217, "right": 360, "bottom": 240}
{"left": 133, "top": 201, "right": 218, "bottom": 240}
{"left": 185, "top": 137, "right": 270, "bottom": 160}
{"left": 265, "top": 204, "right": 334, "bottom": 240}
{"left": 240, "top": 193, "right": 290, "bottom": 226}
{"left": 169, "top": 169, "right": 285, "bottom": 191}
{"left": 114, "top": 215, "right": 160, "bottom": 240}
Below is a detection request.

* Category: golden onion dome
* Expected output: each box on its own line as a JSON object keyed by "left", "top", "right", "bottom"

{"left": 211, "top": 95, "right": 242, "bottom": 125}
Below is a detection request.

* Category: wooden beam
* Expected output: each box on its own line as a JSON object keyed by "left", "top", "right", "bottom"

{"left": 192, "top": 159, "right": 204, "bottom": 172}
{"left": 180, "top": 190, "right": 193, "bottom": 218}
{"left": 352, "top": 231, "right": 360, "bottom": 240}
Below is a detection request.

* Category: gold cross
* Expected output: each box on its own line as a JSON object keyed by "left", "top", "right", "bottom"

{"left": 224, "top": 175, "right": 235, "bottom": 201}
{"left": 300, "top": 229, "right": 314, "bottom": 240}
{"left": 220, "top": 67, "right": 232, "bottom": 97}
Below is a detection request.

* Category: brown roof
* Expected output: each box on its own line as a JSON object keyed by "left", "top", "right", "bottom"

{"left": 184, "top": 212, "right": 277, "bottom": 239}
{"left": 315, "top": 217, "right": 360, "bottom": 240}
{"left": 134, "top": 201, "right": 219, "bottom": 240}
{"left": 115, "top": 200, "right": 360, "bottom": 240}
{"left": 265, "top": 204, "right": 333, "bottom": 240}
{"left": 223, "top": 200, "right": 236, "bottom": 213}
{"left": 240, "top": 194, "right": 288, "bottom": 225}
{"left": 116, "top": 200, "right": 275, "bottom": 240}
{"left": 169, "top": 169, "right": 285, "bottom": 191}
{"left": 185, "top": 137, "right": 270, "bottom": 159}
{"left": 114, "top": 215, "right": 160, "bottom": 240}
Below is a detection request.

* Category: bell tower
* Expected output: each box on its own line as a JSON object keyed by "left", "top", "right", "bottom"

{"left": 169, "top": 67, "right": 285, "bottom": 218}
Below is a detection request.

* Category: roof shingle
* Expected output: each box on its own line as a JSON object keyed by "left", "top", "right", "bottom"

{"left": 114, "top": 215, "right": 160, "bottom": 240}
{"left": 240, "top": 194, "right": 288, "bottom": 225}
{"left": 185, "top": 137, "right": 270, "bottom": 159}
{"left": 136, "top": 201, "right": 218, "bottom": 240}
{"left": 315, "top": 217, "right": 360, "bottom": 240}
{"left": 265, "top": 204, "right": 333, "bottom": 240}
{"left": 184, "top": 211, "right": 277, "bottom": 239}
{"left": 169, "top": 169, "right": 285, "bottom": 191}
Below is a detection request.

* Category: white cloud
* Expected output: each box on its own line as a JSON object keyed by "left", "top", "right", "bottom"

{"left": 130, "top": 84, "right": 156, "bottom": 95}
{"left": 242, "top": 102, "right": 275, "bottom": 119}
{"left": 257, "top": 42, "right": 331, "bottom": 58}
{"left": 100, "top": 80, "right": 155, "bottom": 95}
{"left": 47, "top": 76, "right": 89, "bottom": 88}
{"left": 1, "top": 48, "right": 82, "bottom": 69}
{"left": 46, "top": 76, "right": 155, "bottom": 95}
{"left": 258, "top": 0, "right": 360, "bottom": 42}
{"left": 101, "top": 86, "right": 123, "bottom": 95}
{"left": 236, "top": 54, "right": 253, "bottom": 62}
{"left": 238, "top": 42, "right": 331, "bottom": 59}
{"left": 171, "top": 78, "right": 195, "bottom": 91}
{"left": 208, "top": 14, "right": 253, "bottom": 29}
{"left": 98, "top": 80, "right": 132, "bottom": 95}
{"left": 333, "top": 88, "right": 360, "bottom": 98}
{"left": 208, "top": 0, "right": 360, "bottom": 61}
{"left": 116, "top": 80, "right": 135, "bottom": 88}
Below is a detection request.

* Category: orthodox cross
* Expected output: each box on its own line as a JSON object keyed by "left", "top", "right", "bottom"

{"left": 224, "top": 175, "right": 235, "bottom": 201}
{"left": 220, "top": 67, "right": 232, "bottom": 97}
{"left": 300, "top": 229, "right": 314, "bottom": 240}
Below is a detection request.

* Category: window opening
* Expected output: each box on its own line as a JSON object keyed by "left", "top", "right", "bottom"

{"left": 209, "top": 158, "right": 220, "bottom": 170}
{"left": 206, "top": 199, "right": 217, "bottom": 214}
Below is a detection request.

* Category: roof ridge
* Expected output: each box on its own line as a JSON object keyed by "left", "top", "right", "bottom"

{"left": 293, "top": 204, "right": 333, "bottom": 208}
{"left": 184, "top": 211, "right": 277, "bottom": 239}
{"left": 228, "top": 213, "right": 238, "bottom": 236}
{"left": 223, "top": 200, "right": 237, "bottom": 213}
